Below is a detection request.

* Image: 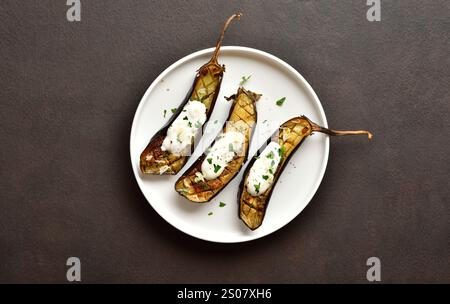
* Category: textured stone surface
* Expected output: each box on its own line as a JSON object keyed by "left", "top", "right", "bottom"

{"left": 0, "top": 0, "right": 448, "bottom": 283}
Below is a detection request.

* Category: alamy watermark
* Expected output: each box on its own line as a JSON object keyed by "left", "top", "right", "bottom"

{"left": 64, "top": 256, "right": 380, "bottom": 282}
{"left": 66, "top": 1, "right": 379, "bottom": 23}
{"left": 367, "top": 0, "right": 381, "bottom": 22}
{"left": 366, "top": 257, "right": 381, "bottom": 282}
{"left": 66, "top": 0, "right": 81, "bottom": 22}
{"left": 66, "top": 257, "right": 81, "bottom": 282}
{"left": 66, "top": 1, "right": 380, "bottom": 23}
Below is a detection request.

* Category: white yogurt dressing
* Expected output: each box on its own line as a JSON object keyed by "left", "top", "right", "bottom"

{"left": 161, "top": 100, "right": 206, "bottom": 155}
{"left": 246, "top": 142, "right": 283, "bottom": 196}
{"left": 201, "top": 131, "right": 245, "bottom": 180}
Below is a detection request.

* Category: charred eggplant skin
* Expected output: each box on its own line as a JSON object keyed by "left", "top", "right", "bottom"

{"left": 238, "top": 116, "right": 372, "bottom": 230}
{"left": 175, "top": 87, "right": 260, "bottom": 203}
{"left": 139, "top": 13, "right": 242, "bottom": 175}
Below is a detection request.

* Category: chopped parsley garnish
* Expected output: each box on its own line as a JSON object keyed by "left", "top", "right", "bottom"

{"left": 187, "top": 122, "right": 192, "bottom": 128}
{"left": 266, "top": 151, "right": 274, "bottom": 159}
{"left": 228, "top": 143, "right": 234, "bottom": 152}
{"left": 271, "top": 160, "right": 275, "bottom": 167}
{"left": 263, "top": 119, "right": 268, "bottom": 123}
{"left": 208, "top": 212, "right": 213, "bottom": 216}
{"left": 278, "top": 145, "right": 286, "bottom": 157}
{"left": 214, "top": 120, "right": 218, "bottom": 124}
{"left": 262, "top": 175, "right": 269, "bottom": 180}
{"left": 213, "top": 164, "right": 221, "bottom": 173}
{"left": 254, "top": 183, "right": 261, "bottom": 194}
{"left": 219, "top": 202, "right": 226, "bottom": 207}
{"left": 171, "top": 108, "right": 177, "bottom": 113}
{"left": 269, "top": 168, "right": 274, "bottom": 174}
{"left": 207, "top": 158, "right": 212, "bottom": 164}
{"left": 163, "top": 109, "right": 167, "bottom": 118}
{"left": 239, "top": 75, "right": 252, "bottom": 85}
{"left": 276, "top": 97, "right": 286, "bottom": 106}
{"left": 183, "top": 116, "right": 188, "bottom": 120}
{"left": 195, "top": 121, "right": 202, "bottom": 128}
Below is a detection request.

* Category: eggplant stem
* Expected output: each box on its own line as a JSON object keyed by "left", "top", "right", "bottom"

{"left": 309, "top": 120, "right": 373, "bottom": 140}
{"left": 209, "top": 12, "right": 243, "bottom": 64}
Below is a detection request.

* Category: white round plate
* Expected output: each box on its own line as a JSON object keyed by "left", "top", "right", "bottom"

{"left": 130, "top": 46, "right": 329, "bottom": 243}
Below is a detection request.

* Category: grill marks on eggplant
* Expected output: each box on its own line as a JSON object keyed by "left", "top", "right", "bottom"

{"left": 139, "top": 13, "right": 242, "bottom": 175}
{"left": 140, "top": 65, "right": 223, "bottom": 175}
{"left": 175, "top": 88, "right": 260, "bottom": 203}
{"left": 239, "top": 117, "right": 311, "bottom": 230}
{"left": 239, "top": 116, "right": 373, "bottom": 230}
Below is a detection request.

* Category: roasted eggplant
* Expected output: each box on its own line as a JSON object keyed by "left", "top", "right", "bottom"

{"left": 140, "top": 13, "right": 242, "bottom": 175}
{"left": 239, "top": 116, "right": 373, "bottom": 230}
{"left": 175, "top": 87, "right": 261, "bottom": 202}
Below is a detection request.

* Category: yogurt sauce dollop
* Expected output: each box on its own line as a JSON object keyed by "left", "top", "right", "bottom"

{"left": 201, "top": 131, "right": 245, "bottom": 180}
{"left": 161, "top": 100, "right": 207, "bottom": 155}
{"left": 246, "top": 142, "right": 283, "bottom": 196}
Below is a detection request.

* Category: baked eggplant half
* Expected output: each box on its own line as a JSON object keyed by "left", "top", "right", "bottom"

{"left": 175, "top": 87, "right": 261, "bottom": 203}
{"left": 239, "top": 116, "right": 373, "bottom": 230}
{"left": 140, "top": 13, "right": 242, "bottom": 175}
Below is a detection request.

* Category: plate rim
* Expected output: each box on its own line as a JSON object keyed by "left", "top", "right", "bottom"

{"left": 129, "top": 46, "right": 329, "bottom": 243}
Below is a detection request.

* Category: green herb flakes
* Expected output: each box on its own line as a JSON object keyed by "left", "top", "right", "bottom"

{"left": 276, "top": 97, "right": 286, "bottom": 106}
{"left": 239, "top": 75, "right": 252, "bottom": 85}
{"left": 278, "top": 145, "right": 286, "bottom": 157}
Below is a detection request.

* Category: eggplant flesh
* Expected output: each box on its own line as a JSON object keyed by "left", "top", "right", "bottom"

{"left": 175, "top": 88, "right": 260, "bottom": 203}
{"left": 139, "top": 13, "right": 242, "bottom": 175}
{"left": 238, "top": 116, "right": 313, "bottom": 230}
{"left": 140, "top": 63, "right": 223, "bottom": 175}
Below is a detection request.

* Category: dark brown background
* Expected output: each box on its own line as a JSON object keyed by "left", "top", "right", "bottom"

{"left": 1, "top": 0, "right": 448, "bottom": 283}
